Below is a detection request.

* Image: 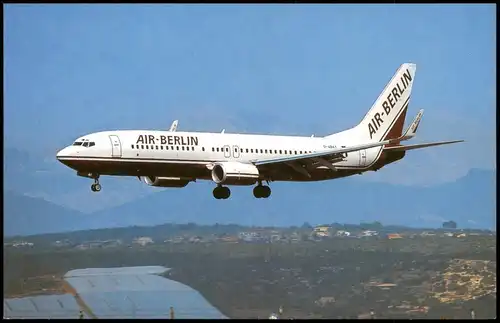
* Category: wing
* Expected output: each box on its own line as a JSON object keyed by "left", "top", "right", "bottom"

{"left": 252, "top": 137, "right": 405, "bottom": 167}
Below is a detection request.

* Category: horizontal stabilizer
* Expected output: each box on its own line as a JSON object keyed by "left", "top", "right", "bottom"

{"left": 384, "top": 140, "right": 464, "bottom": 152}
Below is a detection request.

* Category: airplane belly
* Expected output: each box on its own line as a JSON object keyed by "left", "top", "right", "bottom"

{"left": 62, "top": 158, "right": 208, "bottom": 178}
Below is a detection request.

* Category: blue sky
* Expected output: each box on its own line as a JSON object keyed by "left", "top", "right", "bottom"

{"left": 4, "top": 4, "right": 496, "bottom": 186}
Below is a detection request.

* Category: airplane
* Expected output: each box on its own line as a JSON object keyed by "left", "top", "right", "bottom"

{"left": 56, "top": 63, "right": 463, "bottom": 200}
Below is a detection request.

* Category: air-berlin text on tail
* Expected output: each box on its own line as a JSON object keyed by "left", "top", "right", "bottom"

{"left": 136, "top": 134, "right": 199, "bottom": 146}
{"left": 368, "top": 68, "right": 413, "bottom": 139}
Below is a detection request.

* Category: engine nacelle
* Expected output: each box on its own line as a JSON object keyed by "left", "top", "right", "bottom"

{"left": 211, "top": 162, "right": 260, "bottom": 186}
{"left": 139, "top": 176, "right": 190, "bottom": 188}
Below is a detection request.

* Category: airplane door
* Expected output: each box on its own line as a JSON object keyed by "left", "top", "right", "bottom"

{"left": 359, "top": 149, "right": 367, "bottom": 167}
{"left": 233, "top": 145, "right": 240, "bottom": 158}
{"left": 109, "top": 135, "right": 122, "bottom": 158}
{"left": 223, "top": 145, "right": 231, "bottom": 158}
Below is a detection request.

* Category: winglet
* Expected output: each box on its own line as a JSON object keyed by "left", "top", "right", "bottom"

{"left": 169, "top": 120, "right": 179, "bottom": 132}
{"left": 400, "top": 109, "right": 424, "bottom": 141}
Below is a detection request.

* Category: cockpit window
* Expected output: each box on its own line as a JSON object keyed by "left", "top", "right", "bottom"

{"left": 73, "top": 140, "right": 95, "bottom": 147}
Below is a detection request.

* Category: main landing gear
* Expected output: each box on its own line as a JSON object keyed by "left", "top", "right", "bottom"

{"left": 90, "top": 176, "right": 101, "bottom": 192}
{"left": 253, "top": 184, "right": 271, "bottom": 199}
{"left": 212, "top": 181, "right": 271, "bottom": 200}
{"left": 213, "top": 185, "right": 230, "bottom": 200}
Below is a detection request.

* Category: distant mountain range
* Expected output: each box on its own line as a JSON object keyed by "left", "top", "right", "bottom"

{"left": 3, "top": 146, "right": 496, "bottom": 237}
{"left": 4, "top": 190, "right": 89, "bottom": 236}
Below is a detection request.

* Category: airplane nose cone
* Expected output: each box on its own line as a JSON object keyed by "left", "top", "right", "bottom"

{"left": 56, "top": 147, "right": 70, "bottom": 161}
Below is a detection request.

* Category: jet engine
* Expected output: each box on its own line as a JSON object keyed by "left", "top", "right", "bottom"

{"left": 139, "top": 176, "right": 191, "bottom": 188}
{"left": 211, "top": 162, "right": 260, "bottom": 186}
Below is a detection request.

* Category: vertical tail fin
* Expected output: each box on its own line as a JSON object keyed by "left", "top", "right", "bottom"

{"left": 355, "top": 63, "right": 417, "bottom": 142}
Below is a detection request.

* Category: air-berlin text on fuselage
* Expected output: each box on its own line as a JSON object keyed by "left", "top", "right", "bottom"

{"left": 368, "top": 68, "right": 413, "bottom": 139}
{"left": 136, "top": 134, "right": 199, "bottom": 146}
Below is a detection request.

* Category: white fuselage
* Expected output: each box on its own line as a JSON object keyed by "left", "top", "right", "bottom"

{"left": 56, "top": 129, "right": 383, "bottom": 183}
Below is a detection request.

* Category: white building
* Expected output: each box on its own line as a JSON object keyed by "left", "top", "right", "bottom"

{"left": 133, "top": 237, "right": 154, "bottom": 246}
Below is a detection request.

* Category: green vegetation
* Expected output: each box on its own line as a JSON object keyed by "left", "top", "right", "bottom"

{"left": 3, "top": 224, "right": 496, "bottom": 319}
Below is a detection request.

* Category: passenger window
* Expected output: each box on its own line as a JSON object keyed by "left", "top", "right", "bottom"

{"left": 216, "top": 148, "right": 219, "bottom": 152}
{"left": 251, "top": 149, "right": 254, "bottom": 153}
{"left": 294, "top": 150, "right": 297, "bottom": 154}
{"left": 259, "top": 149, "right": 263, "bottom": 153}
{"left": 161, "top": 146, "right": 163, "bottom": 150}
{"left": 176, "top": 146, "right": 179, "bottom": 150}
{"left": 146, "top": 145, "right": 149, "bottom": 149}
{"left": 182, "top": 146, "right": 185, "bottom": 151}
{"left": 246, "top": 149, "right": 249, "bottom": 153}
{"left": 165, "top": 146, "right": 169, "bottom": 150}
{"left": 171, "top": 146, "right": 174, "bottom": 150}
{"left": 240, "top": 148, "right": 243, "bottom": 153}
{"left": 202, "top": 147, "right": 205, "bottom": 152}
{"left": 279, "top": 150, "right": 282, "bottom": 154}
{"left": 131, "top": 145, "right": 135, "bottom": 149}
{"left": 156, "top": 145, "right": 159, "bottom": 150}
{"left": 141, "top": 145, "right": 144, "bottom": 149}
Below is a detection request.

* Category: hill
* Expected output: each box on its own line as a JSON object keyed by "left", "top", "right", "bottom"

{"left": 3, "top": 191, "right": 88, "bottom": 237}
{"left": 89, "top": 168, "right": 495, "bottom": 230}
{"left": 4, "top": 147, "right": 151, "bottom": 213}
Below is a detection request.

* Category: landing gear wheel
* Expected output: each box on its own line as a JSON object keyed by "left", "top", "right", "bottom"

{"left": 213, "top": 187, "right": 221, "bottom": 200}
{"left": 221, "top": 186, "right": 230, "bottom": 199}
{"left": 213, "top": 186, "right": 231, "bottom": 199}
{"left": 262, "top": 185, "right": 271, "bottom": 198}
{"left": 91, "top": 176, "right": 101, "bottom": 192}
{"left": 253, "top": 185, "right": 271, "bottom": 199}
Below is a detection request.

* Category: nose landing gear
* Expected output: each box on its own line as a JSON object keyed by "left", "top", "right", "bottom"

{"left": 90, "top": 176, "right": 101, "bottom": 192}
